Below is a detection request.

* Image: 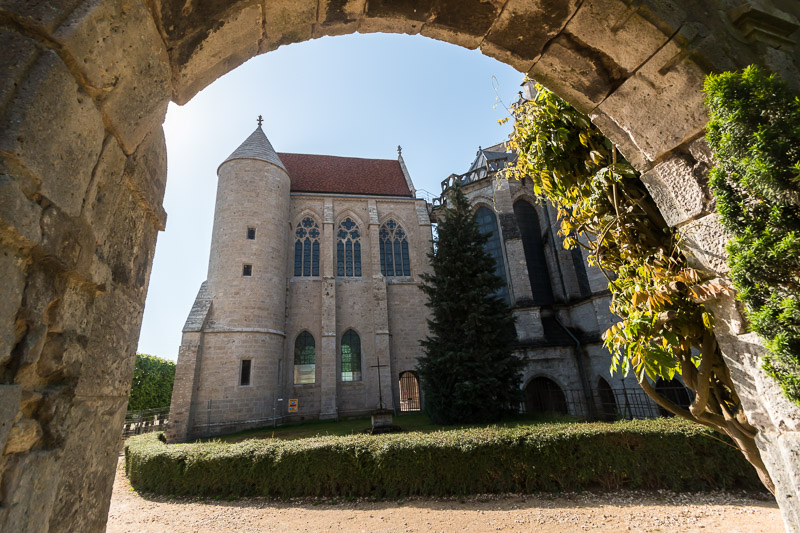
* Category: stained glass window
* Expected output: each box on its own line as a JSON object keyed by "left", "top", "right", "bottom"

{"left": 475, "top": 207, "right": 509, "bottom": 304}
{"left": 294, "top": 331, "right": 315, "bottom": 384}
{"left": 340, "top": 329, "right": 362, "bottom": 382}
{"left": 336, "top": 217, "right": 362, "bottom": 277}
{"left": 512, "top": 200, "right": 553, "bottom": 305}
{"left": 379, "top": 219, "right": 411, "bottom": 276}
{"left": 294, "top": 217, "right": 320, "bottom": 277}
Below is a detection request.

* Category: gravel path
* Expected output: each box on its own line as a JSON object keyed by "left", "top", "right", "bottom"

{"left": 107, "top": 459, "right": 783, "bottom": 532}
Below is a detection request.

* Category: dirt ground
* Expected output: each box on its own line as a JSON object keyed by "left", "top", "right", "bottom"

{"left": 107, "top": 458, "right": 784, "bottom": 533}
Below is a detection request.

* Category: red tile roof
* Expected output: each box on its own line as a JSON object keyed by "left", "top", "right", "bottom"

{"left": 279, "top": 153, "right": 413, "bottom": 197}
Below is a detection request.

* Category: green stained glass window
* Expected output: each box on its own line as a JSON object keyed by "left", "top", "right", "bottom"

{"left": 294, "top": 331, "right": 315, "bottom": 384}
{"left": 340, "top": 329, "right": 361, "bottom": 382}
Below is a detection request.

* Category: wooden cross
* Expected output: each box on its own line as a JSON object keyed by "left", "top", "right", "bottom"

{"left": 257, "top": 115, "right": 263, "bottom": 127}
{"left": 371, "top": 355, "right": 389, "bottom": 410}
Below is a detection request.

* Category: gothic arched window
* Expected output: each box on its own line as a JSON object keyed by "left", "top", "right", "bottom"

{"left": 475, "top": 206, "right": 509, "bottom": 304}
{"left": 513, "top": 200, "right": 554, "bottom": 305}
{"left": 294, "top": 331, "right": 315, "bottom": 384}
{"left": 294, "top": 216, "right": 320, "bottom": 277}
{"left": 340, "top": 329, "right": 362, "bottom": 382}
{"left": 337, "top": 217, "right": 362, "bottom": 277}
{"left": 379, "top": 219, "right": 411, "bottom": 276}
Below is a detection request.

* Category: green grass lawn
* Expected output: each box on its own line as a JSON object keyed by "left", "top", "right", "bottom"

{"left": 210, "top": 411, "right": 575, "bottom": 443}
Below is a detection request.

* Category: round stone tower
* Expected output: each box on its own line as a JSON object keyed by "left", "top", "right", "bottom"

{"left": 201, "top": 119, "right": 290, "bottom": 428}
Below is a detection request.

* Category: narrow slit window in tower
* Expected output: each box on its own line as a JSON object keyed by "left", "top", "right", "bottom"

{"left": 240, "top": 359, "right": 251, "bottom": 386}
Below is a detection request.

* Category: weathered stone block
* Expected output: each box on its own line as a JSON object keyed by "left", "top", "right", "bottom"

{"left": 0, "top": 29, "right": 40, "bottom": 116}
{"left": 1, "top": 450, "right": 60, "bottom": 532}
{"left": 314, "top": 0, "right": 366, "bottom": 38}
{"left": 561, "top": 0, "right": 675, "bottom": 73}
{"left": 419, "top": 0, "right": 503, "bottom": 49}
{"left": 123, "top": 127, "right": 168, "bottom": 230}
{"left": 594, "top": 26, "right": 709, "bottom": 163}
{"left": 640, "top": 152, "right": 708, "bottom": 227}
{"left": 48, "top": 397, "right": 127, "bottom": 533}
{"left": 0, "top": 0, "right": 83, "bottom": 33}
{"left": 589, "top": 108, "right": 650, "bottom": 171}
{"left": 0, "top": 51, "right": 104, "bottom": 218}
{"left": 173, "top": 3, "right": 264, "bottom": 104}
{"left": 4, "top": 418, "right": 42, "bottom": 454}
{"left": 53, "top": 0, "right": 171, "bottom": 153}
{"left": 529, "top": 32, "right": 623, "bottom": 114}
{"left": 678, "top": 213, "right": 731, "bottom": 275}
{"left": 0, "top": 385, "right": 21, "bottom": 453}
{"left": 261, "top": 0, "right": 315, "bottom": 50}
{"left": 483, "top": 0, "right": 580, "bottom": 74}
{"left": 0, "top": 174, "right": 42, "bottom": 248}
{"left": 81, "top": 137, "right": 127, "bottom": 247}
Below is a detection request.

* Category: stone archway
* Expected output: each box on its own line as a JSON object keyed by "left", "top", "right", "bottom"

{"left": 1, "top": 1, "right": 798, "bottom": 531}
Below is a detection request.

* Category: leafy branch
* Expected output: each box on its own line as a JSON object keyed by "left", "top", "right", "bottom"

{"left": 504, "top": 82, "right": 773, "bottom": 492}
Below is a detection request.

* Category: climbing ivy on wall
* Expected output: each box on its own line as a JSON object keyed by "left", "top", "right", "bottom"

{"left": 704, "top": 66, "right": 800, "bottom": 407}
{"left": 504, "top": 82, "right": 774, "bottom": 492}
{"left": 128, "top": 353, "right": 176, "bottom": 411}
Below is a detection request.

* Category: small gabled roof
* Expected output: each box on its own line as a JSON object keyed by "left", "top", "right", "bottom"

{"left": 218, "top": 126, "right": 286, "bottom": 174}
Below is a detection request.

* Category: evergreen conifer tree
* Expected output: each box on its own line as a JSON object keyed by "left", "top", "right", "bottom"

{"left": 418, "top": 183, "right": 523, "bottom": 424}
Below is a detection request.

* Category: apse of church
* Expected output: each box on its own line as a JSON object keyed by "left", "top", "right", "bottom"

{"left": 432, "top": 141, "right": 643, "bottom": 421}
{"left": 167, "top": 122, "right": 432, "bottom": 442}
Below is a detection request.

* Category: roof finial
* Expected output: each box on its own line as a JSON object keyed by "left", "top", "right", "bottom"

{"left": 397, "top": 145, "right": 402, "bottom": 156}
{"left": 257, "top": 115, "right": 263, "bottom": 127}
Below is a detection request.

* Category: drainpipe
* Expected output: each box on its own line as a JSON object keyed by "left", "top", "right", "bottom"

{"left": 554, "top": 300, "right": 596, "bottom": 420}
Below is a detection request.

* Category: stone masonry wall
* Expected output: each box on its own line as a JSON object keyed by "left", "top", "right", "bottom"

{"left": 1, "top": 0, "right": 800, "bottom": 531}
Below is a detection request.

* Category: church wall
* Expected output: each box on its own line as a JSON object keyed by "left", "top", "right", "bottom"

{"left": 335, "top": 279, "right": 376, "bottom": 414}
{"left": 190, "top": 330, "right": 283, "bottom": 436}
{"left": 283, "top": 278, "right": 323, "bottom": 420}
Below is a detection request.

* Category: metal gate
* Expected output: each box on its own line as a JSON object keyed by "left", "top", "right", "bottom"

{"left": 399, "top": 371, "right": 421, "bottom": 411}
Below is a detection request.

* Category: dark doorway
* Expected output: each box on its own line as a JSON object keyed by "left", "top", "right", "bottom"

{"left": 525, "top": 377, "right": 568, "bottom": 415}
{"left": 399, "top": 371, "right": 421, "bottom": 412}
{"left": 597, "top": 377, "right": 618, "bottom": 421}
{"left": 655, "top": 378, "right": 693, "bottom": 417}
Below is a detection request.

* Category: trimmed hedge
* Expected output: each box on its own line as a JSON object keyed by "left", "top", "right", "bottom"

{"left": 125, "top": 419, "right": 762, "bottom": 497}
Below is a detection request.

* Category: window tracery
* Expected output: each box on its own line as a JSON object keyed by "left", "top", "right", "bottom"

{"left": 294, "top": 216, "right": 320, "bottom": 277}
{"left": 379, "top": 219, "right": 411, "bottom": 276}
{"left": 336, "top": 217, "right": 362, "bottom": 277}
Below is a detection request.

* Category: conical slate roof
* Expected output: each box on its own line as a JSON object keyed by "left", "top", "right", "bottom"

{"left": 218, "top": 125, "right": 286, "bottom": 173}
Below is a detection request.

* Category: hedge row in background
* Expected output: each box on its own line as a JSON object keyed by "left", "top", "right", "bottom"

{"left": 128, "top": 353, "right": 176, "bottom": 411}
{"left": 125, "top": 418, "right": 761, "bottom": 498}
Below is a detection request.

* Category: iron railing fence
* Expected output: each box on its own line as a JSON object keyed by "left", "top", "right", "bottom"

{"left": 520, "top": 385, "right": 695, "bottom": 421}
{"left": 122, "top": 407, "right": 170, "bottom": 439}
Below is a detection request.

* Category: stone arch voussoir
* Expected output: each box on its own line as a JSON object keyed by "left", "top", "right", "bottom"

{"left": 1, "top": 0, "right": 799, "bottom": 532}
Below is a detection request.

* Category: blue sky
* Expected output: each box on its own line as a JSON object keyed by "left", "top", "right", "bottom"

{"left": 137, "top": 33, "right": 524, "bottom": 361}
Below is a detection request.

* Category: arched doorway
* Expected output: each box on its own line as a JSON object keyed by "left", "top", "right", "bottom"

{"left": 597, "top": 377, "right": 618, "bottom": 421}
{"left": 654, "top": 378, "right": 693, "bottom": 417}
{"left": 525, "top": 377, "right": 568, "bottom": 416}
{"left": 2, "top": 1, "right": 798, "bottom": 530}
{"left": 399, "top": 371, "right": 421, "bottom": 412}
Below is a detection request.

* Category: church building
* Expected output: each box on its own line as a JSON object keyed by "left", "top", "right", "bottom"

{"left": 167, "top": 116, "right": 680, "bottom": 443}
{"left": 167, "top": 121, "right": 433, "bottom": 442}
